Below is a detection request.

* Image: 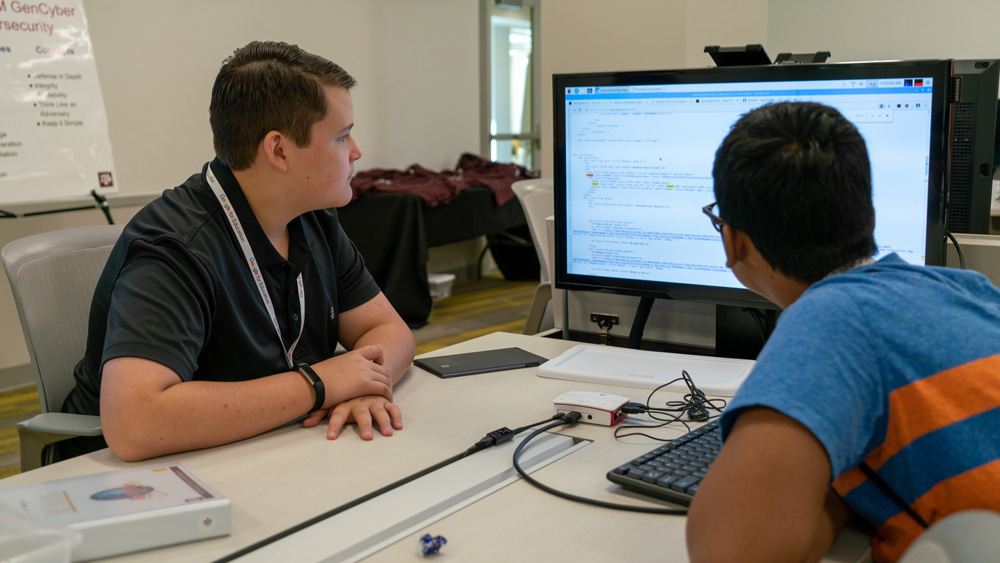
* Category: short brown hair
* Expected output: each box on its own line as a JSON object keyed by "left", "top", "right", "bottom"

{"left": 209, "top": 41, "right": 357, "bottom": 170}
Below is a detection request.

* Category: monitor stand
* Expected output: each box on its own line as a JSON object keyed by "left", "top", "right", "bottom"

{"left": 622, "top": 298, "right": 775, "bottom": 360}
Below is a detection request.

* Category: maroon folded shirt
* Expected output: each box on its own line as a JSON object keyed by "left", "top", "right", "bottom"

{"left": 350, "top": 153, "right": 538, "bottom": 207}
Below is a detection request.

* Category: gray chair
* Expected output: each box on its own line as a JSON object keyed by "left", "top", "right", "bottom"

{"left": 899, "top": 509, "right": 1000, "bottom": 563}
{"left": 1, "top": 224, "right": 123, "bottom": 471}
{"left": 511, "top": 179, "right": 554, "bottom": 335}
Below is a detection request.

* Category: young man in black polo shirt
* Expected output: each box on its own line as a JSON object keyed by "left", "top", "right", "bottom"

{"left": 61, "top": 41, "right": 415, "bottom": 462}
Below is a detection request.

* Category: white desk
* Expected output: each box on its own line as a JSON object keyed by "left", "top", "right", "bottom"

{"left": 0, "top": 332, "right": 871, "bottom": 562}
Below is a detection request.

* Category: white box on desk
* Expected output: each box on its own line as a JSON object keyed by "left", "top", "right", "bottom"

{"left": 0, "top": 463, "right": 231, "bottom": 562}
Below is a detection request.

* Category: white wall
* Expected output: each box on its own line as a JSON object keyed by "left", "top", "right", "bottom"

{"left": 84, "top": 0, "right": 480, "bottom": 194}
{"left": 767, "top": 0, "right": 1000, "bottom": 63}
{"left": 371, "top": 1, "right": 480, "bottom": 172}
{"left": 683, "top": 1, "right": 770, "bottom": 67}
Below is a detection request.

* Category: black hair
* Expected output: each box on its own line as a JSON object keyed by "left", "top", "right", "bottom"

{"left": 712, "top": 102, "right": 877, "bottom": 283}
{"left": 209, "top": 41, "right": 356, "bottom": 171}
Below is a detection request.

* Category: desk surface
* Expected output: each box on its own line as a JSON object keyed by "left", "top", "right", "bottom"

{"left": 0, "top": 333, "right": 871, "bottom": 562}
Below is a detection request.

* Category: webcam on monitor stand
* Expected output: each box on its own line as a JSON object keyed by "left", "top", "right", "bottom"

{"left": 704, "top": 44, "right": 772, "bottom": 66}
{"left": 704, "top": 44, "right": 831, "bottom": 67}
{"left": 774, "top": 51, "right": 832, "bottom": 65}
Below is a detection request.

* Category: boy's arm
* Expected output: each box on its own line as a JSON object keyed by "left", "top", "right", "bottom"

{"left": 686, "top": 407, "right": 851, "bottom": 563}
{"left": 337, "top": 291, "right": 415, "bottom": 386}
{"left": 304, "top": 291, "right": 416, "bottom": 440}
{"left": 101, "top": 351, "right": 393, "bottom": 462}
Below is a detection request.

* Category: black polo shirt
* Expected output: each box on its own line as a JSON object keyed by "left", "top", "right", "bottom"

{"left": 63, "top": 159, "right": 381, "bottom": 425}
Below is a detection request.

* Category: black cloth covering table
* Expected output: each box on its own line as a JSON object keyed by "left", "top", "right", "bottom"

{"left": 336, "top": 186, "right": 527, "bottom": 327}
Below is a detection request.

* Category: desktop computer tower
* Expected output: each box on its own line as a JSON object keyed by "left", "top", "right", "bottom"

{"left": 947, "top": 59, "right": 999, "bottom": 234}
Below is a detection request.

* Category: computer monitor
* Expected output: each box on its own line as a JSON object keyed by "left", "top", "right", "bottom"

{"left": 946, "top": 59, "right": 999, "bottom": 234}
{"left": 553, "top": 60, "right": 952, "bottom": 314}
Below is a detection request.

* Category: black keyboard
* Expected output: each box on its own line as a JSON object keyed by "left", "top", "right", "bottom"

{"left": 606, "top": 419, "right": 721, "bottom": 506}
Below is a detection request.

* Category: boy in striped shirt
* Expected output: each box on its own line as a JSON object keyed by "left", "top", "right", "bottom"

{"left": 687, "top": 102, "right": 1000, "bottom": 562}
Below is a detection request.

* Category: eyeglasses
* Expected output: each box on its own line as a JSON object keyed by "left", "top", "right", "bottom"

{"left": 702, "top": 202, "right": 728, "bottom": 233}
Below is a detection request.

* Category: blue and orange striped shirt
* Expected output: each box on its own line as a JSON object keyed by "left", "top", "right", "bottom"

{"left": 721, "top": 254, "right": 1000, "bottom": 562}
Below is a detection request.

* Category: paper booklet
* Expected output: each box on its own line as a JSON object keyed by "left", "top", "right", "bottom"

{"left": 0, "top": 463, "right": 231, "bottom": 562}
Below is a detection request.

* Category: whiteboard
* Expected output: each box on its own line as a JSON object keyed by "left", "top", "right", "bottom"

{"left": 0, "top": 0, "right": 117, "bottom": 205}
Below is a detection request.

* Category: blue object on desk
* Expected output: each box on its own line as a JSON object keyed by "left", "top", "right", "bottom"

{"left": 420, "top": 533, "right": 447, "bottom": 555}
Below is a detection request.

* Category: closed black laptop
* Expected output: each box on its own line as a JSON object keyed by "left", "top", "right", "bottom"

{"left": 414, "top": 347, "right": 547, "bottom": 378}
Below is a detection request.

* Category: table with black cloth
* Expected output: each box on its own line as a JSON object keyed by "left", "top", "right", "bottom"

{"left": 336, "top": 186, "right": 528, "bottom": 327}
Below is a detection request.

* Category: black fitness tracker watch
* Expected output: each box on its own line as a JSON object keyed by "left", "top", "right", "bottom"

{"left": 296, "top": 363, "right": 325, "bottom": 413}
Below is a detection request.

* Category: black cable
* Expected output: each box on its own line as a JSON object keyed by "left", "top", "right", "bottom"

{"left": 613, "top": 371, "right": 726, "bottom": 441}
{"left": 463, "top": 414, "right": 566, "bottom": 457}
{"left": 640, "top": 371, "right": 726, "bottom": 421}
{"left": 758, "top": 308, "right": 776, "bottom": 330}
{"left": 509, "top": 416, "right": 566, "bottom": 435}
{"left": 512, "top": 413, "right": 688, "bottom": 515}
{"left": 91, "top": 189, "right": 115, "bottom": 225}
{"left": 613, "top": 413, "right": 690, "bottom": 441}
{"left": 214, "top": 452, "right": 466, "bottom": 562}
{"left": 742, "top": 307, "right": 775, "bottom": 346}
{"left": 747, "top": 308, "right": 767, "bottom": 344}
{"left": 945, "top": 230, "right": 965, "bottom": 269}
{"left": 213, "top": 414, "right": 564, "bottom": 562}
{"left": 0, "top": 200, "right": 114, "bottom": 220}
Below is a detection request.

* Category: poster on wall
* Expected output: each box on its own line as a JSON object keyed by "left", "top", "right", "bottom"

{"left": 0, "top": 0, "right": 117, "bottom": 206}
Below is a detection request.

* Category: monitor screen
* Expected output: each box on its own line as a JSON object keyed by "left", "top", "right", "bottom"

{"left": 553, "top": 60, "right": 952, "bottom": 308}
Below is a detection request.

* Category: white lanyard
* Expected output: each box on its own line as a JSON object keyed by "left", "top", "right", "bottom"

{"left": 206, "top": 165, "right": 305, "bottom": 369}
